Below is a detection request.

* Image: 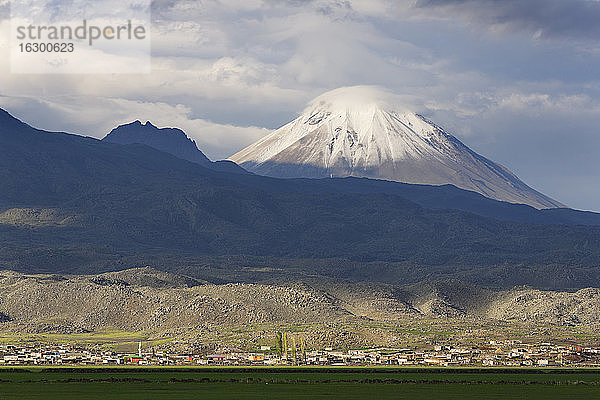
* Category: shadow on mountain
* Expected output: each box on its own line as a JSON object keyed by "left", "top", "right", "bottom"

{"left": 1, "top": 107, "right": 600, "bottom": 290}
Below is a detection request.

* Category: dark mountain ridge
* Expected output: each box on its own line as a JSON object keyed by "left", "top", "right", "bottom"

{"left": 2, "top": 107, "right": 597, "bottom": 226}
{"left": 1, "top": 107, "right": 599, "bottom": 289}
{"left": 103, "top": 119, "right": 246, "bottom": 174}
{"left": 104, "top": 120, "right": 212, "bottom": 164}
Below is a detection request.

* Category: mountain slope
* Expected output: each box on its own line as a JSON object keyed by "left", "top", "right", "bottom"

{"left": 104, "top": 120, "right": 211, "bottom": 164}
{"left": 230, "top": 86, "right": 562, "bottom": 209}
{"left": 103, "top": 120, "right": 246, "bottom": 174}
{"left": 1, "top": 107, "right": 600, "bottom": 289}
{"left": 2, "top": 268, "right": 600, "bottom": 336}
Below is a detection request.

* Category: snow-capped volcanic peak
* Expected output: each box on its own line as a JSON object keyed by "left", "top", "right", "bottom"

{"left": 230, "top": 86, "right": 563, "bottom": 209}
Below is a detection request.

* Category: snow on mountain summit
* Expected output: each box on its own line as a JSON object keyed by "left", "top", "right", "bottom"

{"left": 229, "top": 86, "right": 563, "bottom": 209}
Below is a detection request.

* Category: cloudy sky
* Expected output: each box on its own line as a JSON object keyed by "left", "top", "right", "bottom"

{"left": 0, "top": 0, "right": 599, "bottom": 211}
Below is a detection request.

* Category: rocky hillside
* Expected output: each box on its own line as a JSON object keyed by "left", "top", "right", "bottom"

{"left": 1, "top": 268, "right": 599, "bottom": 335}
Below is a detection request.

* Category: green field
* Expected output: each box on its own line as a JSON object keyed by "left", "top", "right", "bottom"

{"left": 1, "top": 367, "right": 600, "bottom": 399}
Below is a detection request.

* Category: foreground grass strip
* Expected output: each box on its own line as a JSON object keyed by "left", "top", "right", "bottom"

{"left": 1, "top": 382, "right": 600, "bottom": 400}
{"left": 1, "top": 367, "right": 600, "bottom": 399}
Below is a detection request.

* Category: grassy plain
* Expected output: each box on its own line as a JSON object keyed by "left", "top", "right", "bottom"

{"left": 3, "top": 316, "right": 600, "bottom": 353}
{"left": 1, "top": 367, "right": 600, "bottom": 399}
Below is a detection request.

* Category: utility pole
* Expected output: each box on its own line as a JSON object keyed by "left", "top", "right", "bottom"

{"left": 300, "top": 335, "right": 306, "bottom": 362}
{"left": 276, "top": 332, "right": 283, "bottom": 357}
{"left": 283, "top": 332, "right": 288, "bottom": 362}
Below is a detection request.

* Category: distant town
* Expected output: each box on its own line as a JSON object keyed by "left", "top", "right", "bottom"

{"left": 2, "top": 341, "right": 600, "bottom": 367}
